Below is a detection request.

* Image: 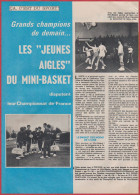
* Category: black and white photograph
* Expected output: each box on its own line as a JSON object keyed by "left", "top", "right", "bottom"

{"left": 75, "top": 22, "right": 138, "bottom": 72}
{"left": 6, "top": 114, "right": 71, "bottom": 167}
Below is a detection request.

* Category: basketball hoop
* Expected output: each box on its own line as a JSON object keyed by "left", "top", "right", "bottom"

{"left": 81, "top": 22, "right": 97, "bottom": 30}
{"left": 86, "top": 22, "right": 92, "bottom": 30}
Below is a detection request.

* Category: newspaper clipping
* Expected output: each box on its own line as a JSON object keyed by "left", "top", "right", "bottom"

{"left": 2, "top": 1, "right": 139, "bottom": 194}
{"left": 73, "top": 2, "right": 138, "bottom": 194}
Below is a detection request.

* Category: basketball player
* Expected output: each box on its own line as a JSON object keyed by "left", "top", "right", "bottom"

{"left": 86, "top": 42, "right": 99, "bottom": 68}
{"left": 95, "top": 42, "right": 107, "bottom": 71}
{"left": 37, "top": 127, "right": 43, "bottom": 154}
{"left": 40, "top": 123, "right": 51, "bottom": 159}
{"left": 117, "top": 40, "right": 125, "bottom": 71}
{"left": 127, "top": 44, "right": 134, "bottom": 64}
{"left": 83, "top": 46, "right": 92, "bottom": 66}
{"left": 26, "top": 125, "right": 33, "bottom": 155}
{"left": 16, "top": 127, "right": 24, "bottom": 159}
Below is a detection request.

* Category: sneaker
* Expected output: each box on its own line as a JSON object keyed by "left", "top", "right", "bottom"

{"left": 101, "top": 64, "right": 106, "bottom": 69}
{"left": 46, "top": 156, "right": 50, "bottom": 158}
{"left": 53, "top": 154, "right": 57, "bottom": 157}
{"left": 95, "top": 63, "right": 98, "bottom": 70}
{"left": 16, "top": 157, "right": 21, "bottom": 160}
{"left": 38, "top": 151, "right": 41, "bottom": 154}
{"left": 40, "top": 156, "right": 45, "bottom": 159}
{"left": 20, "top": 155, "right": 24, "bottom": 158}
{"left": 118, "top": 67, "right": 125, "bottom": 71}
{"left": 127, "top": 61, "right": 129, "bottom": 64}
{"left": 86, "top": 66, "right": 92, "bottom": 70}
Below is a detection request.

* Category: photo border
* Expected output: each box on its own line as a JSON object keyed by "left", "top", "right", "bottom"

{"left": 5, "top": 114, "right": 71, "bottom": 169}
{"left": 0, "top": 0, "right": 139, "bottom": 195}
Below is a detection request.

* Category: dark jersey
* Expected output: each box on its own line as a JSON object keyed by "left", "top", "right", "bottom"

{"left": 17, "top": 131, "right": 24, "bottom": 143}
{"left": 43, "top": 128, "right": 52, "bottom": 141}
{"left": 26, "top": 130, "right": 32, "bottom": 142}
{"left": 37, "top": 131, "right": 43, "bottom": 140}
{"left": 51, "top": 130, "right": 57, "bottom": 141}
{"left": 22, "top": 131, "right": 27, "bottom": 142}
{"left": 32, "top": 131, "right": 38, "bottom": 141}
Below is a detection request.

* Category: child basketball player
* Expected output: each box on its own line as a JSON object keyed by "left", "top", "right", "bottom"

{"left": 86, "top": 42, "right": 99, "bottom": 68}
{"left": 83, "top": 46, "right": 92, "bottom": 66}
{"left": 127, "top": 44, "right": 134, "bottom": 64}
{"left": 95, "top": 42, "right": 107, "bottom": 71}
{"left": 117, "top": 40, "right": 125, "bottom": 71}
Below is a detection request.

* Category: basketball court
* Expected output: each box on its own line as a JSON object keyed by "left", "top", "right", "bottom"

{"left": 75, "top": 23, "right": 138, "bottom": 73}
{"left": 76, "top": 53, "right": 138, "bottom": 73}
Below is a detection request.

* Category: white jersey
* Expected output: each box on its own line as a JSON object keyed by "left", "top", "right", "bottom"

{"left": 99, "top": 45, "right": 106, "bottom": 57}
{"left": 92, "top": 46, "right": 98, "bottom": 54}
{"left": 128, "top": 47, "right": 133, "bottom": 54}
{"left": 118, "top": 44, "right": 124, "bottom": 54}
{"left": 86, "top": 50, "right": 91, "bottom": 57}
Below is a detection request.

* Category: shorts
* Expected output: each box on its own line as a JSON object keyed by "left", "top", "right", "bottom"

{"left": 99, "top": 53, "right": 105, "bottom": 58}
{"left": 93, "top": 52, "right": 98, "bottom": 57}
{"left": 118, "top": 53, "right": 124, "bottom": 65}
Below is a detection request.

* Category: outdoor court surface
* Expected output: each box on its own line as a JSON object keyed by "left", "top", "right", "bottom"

{"left": 6, "top": 139, "right": 70, "bottom": 167}
{"left": 76, "top": 54, "right": 138, "bottom": 73}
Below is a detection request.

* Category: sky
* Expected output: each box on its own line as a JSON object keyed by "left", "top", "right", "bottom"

{"left": 6, "top": 114, "right": 70, "bottom": 133}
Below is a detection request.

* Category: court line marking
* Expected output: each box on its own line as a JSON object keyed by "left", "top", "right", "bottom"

{"left": 125, "top": 66, "right": 135, "bottom": 73}
{"left": 76, "top": 62, "right": 85, "bottom": 69}
{"left": 76, "top": 60, "right": 136, "bottom": 73}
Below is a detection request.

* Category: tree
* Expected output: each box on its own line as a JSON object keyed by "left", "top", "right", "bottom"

{"left": 6, "top": 130, "right": 10, "bottom": 139}
{"left": 56, "top": 128, "right": 62, "bottom": 134}
{"left": 11, "top": 130, "right": 17, "bottom": 138}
